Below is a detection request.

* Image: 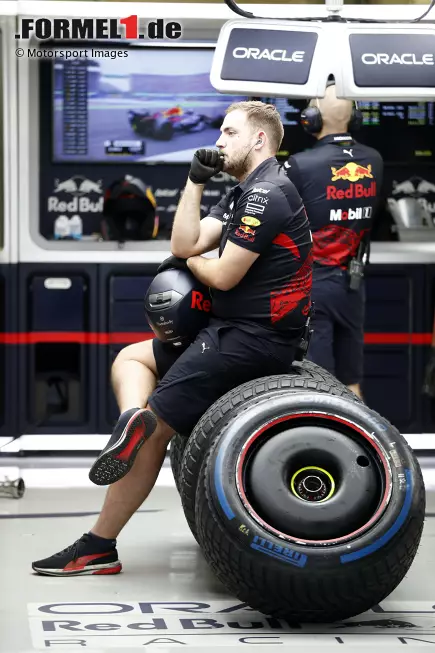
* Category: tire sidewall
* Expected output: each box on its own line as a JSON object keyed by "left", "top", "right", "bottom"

{"left": 201, "top": 391, "right": 424, "bottom": 570}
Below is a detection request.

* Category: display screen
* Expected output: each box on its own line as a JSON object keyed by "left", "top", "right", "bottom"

{"left": 357, "top": 101, "right": 435, "bottom": 163}
{"left": 256, "top": 97, "right": 435, "bottom": 163}
{"left": 52, "top": 45, "right": 248, "bottom": 164}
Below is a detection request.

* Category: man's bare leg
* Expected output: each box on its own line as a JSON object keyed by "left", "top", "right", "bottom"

{"left": 347, "top": 383, "right": 363, "bottom": 400}
{"left": 90, "top": 339, "right": 174, "bottom": 538}
{"left": 31, "top": 340, "right": 170, "bottom": 575}
{"left": 111, "top": 340, "right": 159, "bottom": 412}
{"left": 91, "top": 415, "right": 174, "bottom": 539}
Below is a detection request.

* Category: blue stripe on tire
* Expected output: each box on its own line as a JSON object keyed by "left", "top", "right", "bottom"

{"left": 214, "top": 441, "right": 235, "bottom": 520}
{"left": 340, "top": 468, "right": 413, "bottom": 564}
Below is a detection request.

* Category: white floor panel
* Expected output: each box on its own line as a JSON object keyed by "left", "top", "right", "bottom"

{"left": 2, "top": 432, "right": 435, "bottom": 453}
{"left": 2, "top": 462, "right": 435, "bottom": 491}
{"left": 0, "top": 459, "right": 434, "bottom": 652}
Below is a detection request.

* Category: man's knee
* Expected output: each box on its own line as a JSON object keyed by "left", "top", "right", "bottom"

{"left": 112, "top": 339, "right": 158, "bottom": 376}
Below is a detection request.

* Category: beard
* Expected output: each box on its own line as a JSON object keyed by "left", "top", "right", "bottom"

{"left": 222, "top": 145, "right": 254, "bottom": 179}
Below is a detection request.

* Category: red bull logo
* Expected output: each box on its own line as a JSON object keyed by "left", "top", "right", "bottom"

{"left": 331, "top": 162, "right": 373, "bottom": 182}
{"left": 48, "top": 175, "right": 105, "bottom": 213}
{"left": 162, "top": 106, "right": 183, "bottom": 117}
{"left": 327, "top": 182, "right": 377, "bottom": 200}
{"left": 239, "top": 225, "right": 256, "bottom": 235}
{"left": 235, "top": 226, "right": 255, "bottom": 242}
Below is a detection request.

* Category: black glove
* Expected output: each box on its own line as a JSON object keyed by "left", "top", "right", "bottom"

{"left": 189, "top": 149, "right": 224, "bottom": 185}
{"left": 157, "top": 255, "right": 188, "bottom": 275}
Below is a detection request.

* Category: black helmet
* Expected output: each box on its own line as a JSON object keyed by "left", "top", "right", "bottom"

{"left": 144, "top": 268, "right": 212, "bottom": 347}
{"left": 101, "top": 175, "right": 159, "bottom": 242}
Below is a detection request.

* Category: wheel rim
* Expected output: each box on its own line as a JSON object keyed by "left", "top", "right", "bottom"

{"left": 235, "top": 411, "right": 392, "bottom": 546}
{"left": 290, "top": 466, "right": 336, "bottom": 503}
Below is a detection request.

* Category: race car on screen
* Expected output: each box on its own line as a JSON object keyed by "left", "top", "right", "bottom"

{"left": 127, "top": 105, "right": 224, "bottom": 140}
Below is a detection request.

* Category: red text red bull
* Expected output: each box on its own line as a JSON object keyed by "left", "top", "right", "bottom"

{"left": 327, "top": 182, "right": 377, "bottom": 200}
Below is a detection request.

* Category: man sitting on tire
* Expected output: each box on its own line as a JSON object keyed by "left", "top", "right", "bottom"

{"left": 32, "top": 101, "right": 313, "bottom": 576}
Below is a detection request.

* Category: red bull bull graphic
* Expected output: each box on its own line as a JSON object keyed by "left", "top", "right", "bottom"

{"left": 162, "top": 106, "right": 184, "bottom": 118}
{"left": 330, "top": 165, "right": 352, "bottom": 181}
{"left": 327, "top": 162, "right": 377, "bottom": 200}
{"left": 235, "top": 225, "right": 256, "bottom": 242}
{"left": 331, "top": 162, "right": 373, "bottom": 183}
{"left": 49, "top": 175, "right": 105, "bottom": 213}
{"left": 390, "top": 176, "right": 435, "bottom": 220}
{"left": 53, "top": 176, "right": 103, "bottom": 197}
{"left": 239, "top": 225, "right": 256, "bottom": 235}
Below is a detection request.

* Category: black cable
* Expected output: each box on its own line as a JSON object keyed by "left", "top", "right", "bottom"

{"left": 224, "top": 0, "right": 254, "bottom": 19}
{"left": 223, "top": 0, "right": 434, "bottom": 24}
{"left": 412, "top": 0, "right": 435, "bottom": 22}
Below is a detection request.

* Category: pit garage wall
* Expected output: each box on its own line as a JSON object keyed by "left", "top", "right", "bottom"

{"left": 2, "top": 3, "right": 435, "bottom": 452}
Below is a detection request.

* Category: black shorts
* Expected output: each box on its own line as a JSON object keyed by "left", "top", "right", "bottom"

{"left": 307, "top": 267, "right": 365, "bottom": 386}
{"left": 148, "top": 318, "right": 298, "bottom": 435}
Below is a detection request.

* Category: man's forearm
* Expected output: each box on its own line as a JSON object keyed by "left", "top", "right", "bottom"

{"left": 187, "top": 255, "right": 222, "bottom": 290}
{"left": 171, "top": 180, "right": 203, "bottom": 257}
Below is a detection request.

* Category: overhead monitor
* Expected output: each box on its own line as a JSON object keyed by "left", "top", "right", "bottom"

{"left": 210, "top": 19, "right": 435, "bottom": 101}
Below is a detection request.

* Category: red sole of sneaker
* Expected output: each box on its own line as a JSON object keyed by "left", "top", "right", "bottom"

{"left": 88, "top": 411, "right": 148, "bottom": 486}
{"left": 93, "top": 564, "right": 123, "bottom": 575}
{"left": 32, "top": 565, "right": 123, "bottom": 577}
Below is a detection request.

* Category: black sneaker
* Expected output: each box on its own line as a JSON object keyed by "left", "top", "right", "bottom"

{"left": 89, "top": 407, "right": 157, "bottom": 486}
{"left": 32, "top": 533, "right": 122, "bottom": 577}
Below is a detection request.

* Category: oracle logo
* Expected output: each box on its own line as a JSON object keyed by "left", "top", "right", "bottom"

{"left": 361, "top": 53, "right": 434, "bottom": 66}
{"left": 232, "top": 47, "right": 305, "bottom": 63}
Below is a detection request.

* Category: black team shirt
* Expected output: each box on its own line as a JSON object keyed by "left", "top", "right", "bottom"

{"left": 207, "top": 157, "right": 313, "bottom": 344}
{"left": 284, "top": 134, "right": 384, "bottom": 269}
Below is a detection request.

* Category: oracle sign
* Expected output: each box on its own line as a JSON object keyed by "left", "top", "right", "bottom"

{"left": 220, "top": 28, "right": 318, "bottom": 84}
{"left": 350, "top": 33, "right": 435, "bottom": 87}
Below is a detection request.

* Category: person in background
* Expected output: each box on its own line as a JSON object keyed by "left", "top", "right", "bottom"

{"left": 284, "top": 81, "right": 384, "bottom": 399}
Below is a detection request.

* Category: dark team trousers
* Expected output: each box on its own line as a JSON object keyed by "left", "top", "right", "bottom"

{"left": 148, "top": 318, "right": 299, "bottom": 435}
{"left": 307, "top": 268, "right": 365, "bottom": 386}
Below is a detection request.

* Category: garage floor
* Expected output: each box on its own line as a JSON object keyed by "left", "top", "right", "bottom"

{"left": 0, "top": 454, "right": 434, "bottom": 652}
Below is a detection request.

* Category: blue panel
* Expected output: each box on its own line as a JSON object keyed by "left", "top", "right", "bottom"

{"left": 0, "top": 264, "right": 18, "bottom": 440}
{"left": 30, "top": 275, "right": 86, "bottom": 331}
{"left": 18, "top": 264, "right": 99, "bottom": 435}
{"left": 363, "top": 264, "right": 425, "bottom": 434}
{"left": 109, "top": 301, "right": 150, "bottom": 331}
{"left": 110, "top": 276, "right": 154, "bottom": 301}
